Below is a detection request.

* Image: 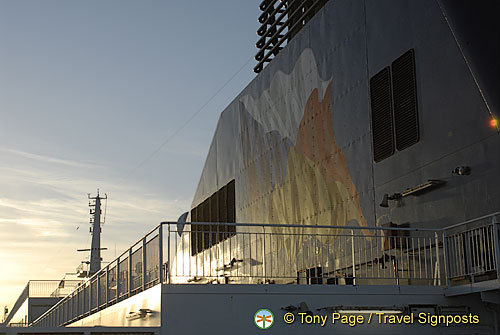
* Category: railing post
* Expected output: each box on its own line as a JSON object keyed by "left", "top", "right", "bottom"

{"left": 142, "top": 238, "right": 147, "bottom": 291}
{"left": 492, "top": 215, "right": 500, "bottom": 279}
{"left": 96, "top": 275, "right": 100, "bottom": 309}
{"left": 167, "top": 224, "right": 171, "bottom": 283}
{"left": 105, "top": 266, "right": 109, "bottom": 306}
{"left": 465, "top": 230, "right": 474, "bottom": 281}
{"left": 159, "top": 225, "right": 164, "bottom": 284}
{"left": 262, "top": 226, "right": 267, "bottom": 282}
{"left": 87, "top": 283, "right": 91, "bottom": 315}
{"left": 442, "top": 231, "right": 450, "bottom": 287}
{"left": 128, "top": 249, "right": 133, "bottom": 296}
{"left": 351, "top": 229, "right": 356, "bottom": 285}
{"left": 116, "top": 257, "right": 121, "bottom": 300}
{"left": 434, "top": 232, "right": 441, "bottom": 286}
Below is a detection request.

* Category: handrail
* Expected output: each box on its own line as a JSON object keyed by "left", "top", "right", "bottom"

{"left": 165, "top": 212, "right": 500, "bottom": 232}
{"left": 172, "top": 221, "right": 438, "bottom": 232}
{"left": 31, "top": 224, "right": 163, "bottom": 327}
{"left": 440, "top": 212, "right": 499, "bottom": 231}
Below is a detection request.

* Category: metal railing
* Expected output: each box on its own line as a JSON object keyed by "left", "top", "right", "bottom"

{"left": 443, "top": 213, "right": 500, "bottom": 286}
{"left": 31, "top": 226, "right": 163, "bottom": 327}
{"left": 31, "top": 213, "right": 499, "bottom": 327}
{"left": 27, "top": 280, "right": 84, "bottom": 298}
{"left": 167, "top": 223, "right": 443, "bottom": 286}
{"left": 3, "top": 280, "right": 84, "bottom": 327}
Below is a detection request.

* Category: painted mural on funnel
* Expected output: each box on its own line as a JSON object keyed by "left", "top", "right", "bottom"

{"left": 240, "top": 49, "right": 368, "bottom": 257}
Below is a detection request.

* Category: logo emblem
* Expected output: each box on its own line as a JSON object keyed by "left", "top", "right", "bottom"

{"left": 254, "top": 309, "right": 274, "bottom": 329}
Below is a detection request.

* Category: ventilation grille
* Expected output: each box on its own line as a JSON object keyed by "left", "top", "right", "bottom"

{"left": 370, "top": 49, "right": 419, "bottom": 162}
{"left": 370, "top": 67, "right": 394, "bottom": 162}
{"left": 392, "top": 49, "right": 419, "bottom": 150}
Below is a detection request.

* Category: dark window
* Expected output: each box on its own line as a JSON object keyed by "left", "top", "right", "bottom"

{"left": 370, "top": 67, "right": 394, "bottom": 162}
{"left": 190, "top": 180, "right": 236, "bottom": 255}
{"left": 370, "top": 49, "right": 419, "bottom": 162}
{"left": 392, "top": 49, "right": 419, "bottom": 150}
{"left": 190, "top": 206, "right": 198, "bottom": 222}
{"left": 218, "top": 184, "right": 229, "bottom": 240}
{"left": 210, "top": 192, "right": 218, "bottom": 223}
{"left": 218, "top": 185, "right": 228, "bottom": 233}
{"left": 226, "top": 180, "right": 236, "bottom": 235}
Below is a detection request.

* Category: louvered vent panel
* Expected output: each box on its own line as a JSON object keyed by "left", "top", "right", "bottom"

{"left": 392, "top": 49, "right": 419, "bottom": 150}
{"left": 190, "top": 179, "right": 236, "bottom": 255}
{"left": 370, "top": 67, "right": 394, "bottom": 162}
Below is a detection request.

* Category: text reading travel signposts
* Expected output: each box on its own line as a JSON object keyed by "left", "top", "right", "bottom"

{"left": 254, "top": 308, "right": 480, "bottom": 329}
{"left": 282, "top": 311, "right": 480, "bottom": 327}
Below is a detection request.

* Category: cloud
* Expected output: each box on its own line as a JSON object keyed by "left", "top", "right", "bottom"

{"left": 0, "top": 147, "right": 102, "bottom": 170}
{"left": 0, "top": 146, "right": 191, "bottom": 312}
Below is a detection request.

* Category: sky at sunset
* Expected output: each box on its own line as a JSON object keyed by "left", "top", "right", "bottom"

{"left": 0, "top": 0, "right": 259, "bottom": 312}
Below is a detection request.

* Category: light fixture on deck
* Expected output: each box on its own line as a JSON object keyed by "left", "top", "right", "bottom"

{"left": 452, "top": 166, "right": 471, "bottom": 176}
{"left": 126, "top": 309, "right": 153, "bottom": 321}
{"left": 380, "top": 180, "right": 446, "bottom": 207}
{"left": 380, "top": 193, "right": 402, "bottom": 208}
{"left": 187, "top": 276, "right": 204, "bottom": 283}
{"left": 490, "top": 118, "right": 498, "bottom": 128}
{"left": 216, "top": 258, "right": 244, "bottom": 271}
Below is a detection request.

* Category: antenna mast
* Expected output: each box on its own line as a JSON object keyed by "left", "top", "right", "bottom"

{"left": 76, "top": 190, "right": 108, "bottom": 278}
{"left": 88, "top": 189, "right": 106, "bottom": 275}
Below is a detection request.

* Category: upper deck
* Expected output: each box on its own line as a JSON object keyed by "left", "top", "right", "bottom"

{"left": 29, "top": 212, "right": 499, "bottom": 328}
